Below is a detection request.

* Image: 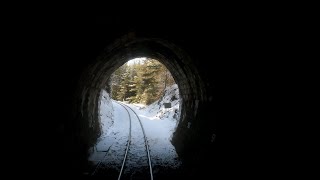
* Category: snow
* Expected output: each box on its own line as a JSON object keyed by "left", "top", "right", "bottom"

{"left": 127, "top": 57, "right": 146, "bottom": 65}
{"left": 89, "top": 84, "right": 181, "bottom": 175}
{"left": 98, "top": 90, "right": 114, "bottom": 140}
{"left": 139, "top": 84, "right": 180, "bottom": 121}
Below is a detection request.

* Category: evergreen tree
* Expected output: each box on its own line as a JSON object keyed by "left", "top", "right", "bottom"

{"left": 126, "top": 65, "right": 138, "bottom": 103}
{"left": 110, "top": 58, "right": 176, "bottom": 104}
{"left": 110, "top": 63, "right": 128, "bottom": 100}
{"left": 140, "top": 59, "right": 162, "bottom": 104}
{"left": 116, "top": 69, "right": 130, "bottom": 101}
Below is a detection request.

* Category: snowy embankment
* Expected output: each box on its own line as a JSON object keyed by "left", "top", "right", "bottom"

{"left": 98, "top": 90, "right": 114, "bottom": 139}
{"left": 127, "top": 84, "right": 181, "bottom": 168}
{"left": 89, "top": 84, "right": 181, "bottom": 172}
{"left": 142, "top": 84, "right": 180, "bottom": 120}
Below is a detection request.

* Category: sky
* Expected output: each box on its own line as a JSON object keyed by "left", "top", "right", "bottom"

{"left": 89, "top": 84, "right": 181, "bottom": 176}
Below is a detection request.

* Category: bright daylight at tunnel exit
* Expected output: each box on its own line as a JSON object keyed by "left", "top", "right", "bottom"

{"left": 88, "top": 57, "right": 181, "bottom": 178}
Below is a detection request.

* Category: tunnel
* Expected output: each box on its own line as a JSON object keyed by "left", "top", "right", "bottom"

{"left": 74, "top": 33, "right": 216, "bottom": 176}
{"left": 14, "top": 13, "right": 218, "bottom": 178}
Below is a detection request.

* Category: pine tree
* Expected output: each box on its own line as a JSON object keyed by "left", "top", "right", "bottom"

{"left": 116, "top": 69, "right": 130, "bottom": 101}
{"left": 131, "top": 62, "right": 144, "bottom": 103}
{"left": 140, "top": 59, "right": 162, "bottom": 104}
{"left": 126, "top": 65, "right": 138, "bottom": 103}
{"left": 110, "top": 58, "right": 176, "bottom": 104}
{"left": 111, "top": 63, "right": 128, "bottom": 100}
{"left": 157, "top": 64, "right": 176, "bottom": 96}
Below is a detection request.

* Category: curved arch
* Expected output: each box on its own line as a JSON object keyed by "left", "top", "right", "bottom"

{"left": 74, "top": 35, "right": 208, "bottom": 161}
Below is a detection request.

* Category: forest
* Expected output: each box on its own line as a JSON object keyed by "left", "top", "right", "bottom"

{"left": 109, "top": 58, "right": 175, "bottom": 105}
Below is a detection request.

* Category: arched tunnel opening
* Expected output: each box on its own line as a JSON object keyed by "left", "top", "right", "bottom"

{"left": 8, "top": 8, "right": 280, "bottom": 179}
{"left": 74, "top": 36, "right": 212, "bottom": 178}
{"left": 88, "top": 57, "right": 181, "bottom": 178}
{"left": 18, "top": 14, "right": 218, "bottom": 178}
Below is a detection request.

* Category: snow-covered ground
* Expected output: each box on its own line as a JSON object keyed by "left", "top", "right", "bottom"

{"left": 88, "top": 84, "right": 181, "bottom": 176}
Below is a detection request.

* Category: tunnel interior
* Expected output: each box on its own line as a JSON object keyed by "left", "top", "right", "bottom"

{"left": 73, "top": 34, "right": 215, "bottom": 177}
{"left": 76, "top": 35, "right": 203, "bottom": 142}
{"left": 15, "top": 13, "right": 217, "bottom": 178}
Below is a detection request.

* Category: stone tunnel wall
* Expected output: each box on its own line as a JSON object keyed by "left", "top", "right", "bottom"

{"left": 73, "top": 34, "right": 216, "bottom": 173}
{"left": 12, "top": 13, "right": 222, "bottom": 178}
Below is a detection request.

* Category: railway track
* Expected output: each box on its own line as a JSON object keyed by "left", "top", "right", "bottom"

{"left": 91, "top": 100, "right": 153, "bottom": 179}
